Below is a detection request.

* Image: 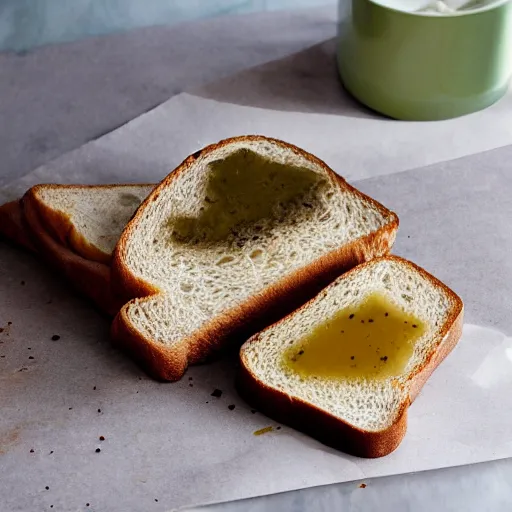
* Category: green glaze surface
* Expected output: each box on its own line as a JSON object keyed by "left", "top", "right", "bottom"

{"left": 337, "top": 0, "right": 512, "bottom": 120}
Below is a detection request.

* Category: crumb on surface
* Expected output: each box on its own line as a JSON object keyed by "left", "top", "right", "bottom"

{"left": 95, "top": 448, "right": 101, "bottom": 453}
{"left": 359, "top": 483, "right": 367, "bottom": 488}
{"left": 99, "top": 436, "right": 105, "bottom": 441}
{"left": 228, "top": 404, "right": 235, "bottom": 410}
{"left": 253, "top": 426, "right": 273, "bottom": 436}
{"left": 51, "top": 335, "right": 60, "bottom": 341}
{"left": 211, "top": 389, "right": 223, "bottom": 398}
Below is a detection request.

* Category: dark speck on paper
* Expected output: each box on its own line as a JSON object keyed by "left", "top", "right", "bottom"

{"left": 51, "top": 335, "right": 60, "bottom": 341}
{"left": 211, "top": 389, "right": 223, "bottom": 398}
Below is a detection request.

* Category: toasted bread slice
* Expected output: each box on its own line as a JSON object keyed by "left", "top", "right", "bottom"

{"left": 238, "top": 256, "right": 463, "bottom": 458}
{"left": 111, "top": 135, "right": 399, "bottom": 381}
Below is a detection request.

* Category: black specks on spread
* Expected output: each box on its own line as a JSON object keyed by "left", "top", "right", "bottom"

{"left": 211, "top": 389, "right": 223, "bottom": 398}
{"left": 228, "top": 404, "right": 235, "bottom": 411}
{"left": 51, "top": 335, "right": 60, "bottom": 341}
{"left": 95, "top": 448, "right": 101, "bottom": 453}
{"left": 349, "top": 314, "right": 354, "bottom": 319}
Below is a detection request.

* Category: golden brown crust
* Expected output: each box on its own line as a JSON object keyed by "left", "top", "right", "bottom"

{"left": 0, "top": 200, "right": 36, "bottom": 252}
{"left": 111, "top": 136, "right": 399, "bottom": 381}
{"left": 236, "top": 362, "right": 408, "bottom": 458}
{"left": 111, "top": 307, "right": 189, "bottom": 381}
{"left": 237, "top": 255, "right": 464, "bottom": 458}
{"left": 21, "top": 190, "right": 121, "bottom": 316}
{"left": 28, "top": 183, "right": 154, "bottom": 265}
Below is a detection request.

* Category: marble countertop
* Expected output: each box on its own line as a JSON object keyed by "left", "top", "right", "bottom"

{"left": 1, "top": 5, "right": 511, "bottom": 512}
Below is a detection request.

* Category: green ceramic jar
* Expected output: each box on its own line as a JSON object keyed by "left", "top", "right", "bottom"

{"left": 337, "top": 0, "right": 512, "bottom": 120}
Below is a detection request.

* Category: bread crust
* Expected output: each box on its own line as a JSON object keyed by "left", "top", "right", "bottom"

{"left": 0, "top": 200, "right": 36, "bottom": 252}
{"left": 111, "top": 135, "right": 399, "bottom": 381}
{"left": 21, "top": 189, "right": 120, "bottom": 316}
{"left": 27, "top": 183, "right": 154, "bottom": 264}
{"left": 237, "top": 255, "right": 464, "bottom": 458}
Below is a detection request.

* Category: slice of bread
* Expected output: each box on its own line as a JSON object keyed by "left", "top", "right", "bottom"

{"left": 23, "top": 184, "right": 153, "bottom": 263}
{"left": 238, "top": 255, "right": 464, "bottom": 458}
{"left": 0, "top": 183, "right": 154, "bottom": 314}
{"left": 111, "top": 135, "right": 399, "bottom": 381}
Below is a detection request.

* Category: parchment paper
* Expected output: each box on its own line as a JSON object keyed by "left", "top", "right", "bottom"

{"left": 2, "top": 29, "right": 512, "bottom": 509}
{"left": 1, "top": 143, "right": 511, "bottom": 511}
{"left": 2, "top": 37, "right": 512, "bottom": 203}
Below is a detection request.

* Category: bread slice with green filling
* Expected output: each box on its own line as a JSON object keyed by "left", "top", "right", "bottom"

{"left": 111, "top": 135, "right": 399, "bottom": 381}
{"left": 238, "top": 255, "right": 463, "bottom": 458}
